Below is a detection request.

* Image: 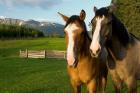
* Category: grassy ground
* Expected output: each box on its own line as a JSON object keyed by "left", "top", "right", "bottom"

{"left": 0, "top": 37, "right": 139, "bottom": 93}
{"left": 0, "top": 38, "right": 66, "bottom": 58}
{"left": 0, "top": 58, "right": 71, "bottom": 93}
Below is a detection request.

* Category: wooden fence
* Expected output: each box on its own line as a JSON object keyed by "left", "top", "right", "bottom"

{"left": 19, "top": 49, "right": 66, "bottom": 59}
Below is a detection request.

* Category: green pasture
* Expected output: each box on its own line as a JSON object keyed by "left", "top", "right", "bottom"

{"left": 0, "top": 38, "right": 66, "bottom": 58}
{"left": 0, "top": 37, "right": 139, "bottom": 93}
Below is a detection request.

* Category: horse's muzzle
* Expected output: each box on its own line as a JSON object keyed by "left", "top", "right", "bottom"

{"left": 90, "top": 49, "right": 100, "bottom": 58}
{"left": 69, "top": 59, "right": 78, "bottom": 68}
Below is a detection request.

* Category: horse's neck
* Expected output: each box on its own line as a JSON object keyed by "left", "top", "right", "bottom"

{"left": 79, "top": 31, "right": 91, "bottom": 57}
{"left": 107, "top": 36, "right": 127, "bottom": 61}
{"left": 107, "top": 16, "right": 130, "bottom": 60}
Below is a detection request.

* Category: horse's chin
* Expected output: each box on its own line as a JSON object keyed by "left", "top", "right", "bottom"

{"left": 90, "top": 51, "right": 100, "bottom": 58}
{"left": 67, "top": 60, "right": 78, "bottom": 68}
{"left": 91, "top": 54, "right": 99, "bottom": 58}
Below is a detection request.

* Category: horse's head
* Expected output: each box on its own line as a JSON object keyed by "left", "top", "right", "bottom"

{"left": 58, "top": 10, "right": 86, "bottom": 67}
{"left": 90, "top": 4, "right": 116, "bottom": 58}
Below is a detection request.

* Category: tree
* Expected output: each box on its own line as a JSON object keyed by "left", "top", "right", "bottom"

{"left": 112, "top": 0, "right": 140, "bottom": 37}
{"left": 0, "top": 24, "right": 44, "bottom": 39}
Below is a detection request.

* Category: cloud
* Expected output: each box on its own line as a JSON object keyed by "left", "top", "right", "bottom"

{"left": 0, "top": 0, "right": 63, "bottom": 9}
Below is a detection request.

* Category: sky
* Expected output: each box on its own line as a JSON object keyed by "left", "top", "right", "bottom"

{"left": 0, "top": 0, "right": 111, "bottom": 29}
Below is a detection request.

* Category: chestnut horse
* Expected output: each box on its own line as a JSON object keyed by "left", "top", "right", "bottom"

{"left": 58, "top": 10, "right": 108, "bottom": 93}
{"left": 90, "top": 5, "right": 140, "bottom": 93}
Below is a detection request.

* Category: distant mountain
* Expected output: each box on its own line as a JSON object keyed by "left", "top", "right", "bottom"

{"left": 0, "top": 17, "right": 24, "bottom": 26}
{"left": 0, "top": 17, "right": 64, "bottom": 37}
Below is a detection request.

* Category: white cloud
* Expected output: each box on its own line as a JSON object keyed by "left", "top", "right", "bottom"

{"left": 0, "top": 0, "right": 63, "bottom": 9}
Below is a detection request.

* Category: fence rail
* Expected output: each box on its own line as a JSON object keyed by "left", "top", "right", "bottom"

{"left": 19, "top": 49, "right": 66, "bottom": 59}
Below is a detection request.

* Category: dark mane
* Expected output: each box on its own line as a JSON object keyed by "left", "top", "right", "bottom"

{"left": 95, "top": 7, "right": 109, "bottom": 17}
{"left": 112, "top": 14, "right": 135, "bottom": 47}
{"left": 65, "top": 15, "right": 87, "bottom": 33}
{"left": 130, "top": 33, "right": 140, "bottom": 41}
{"left": 65, "top": 15, "right": 79, "bottom": 27}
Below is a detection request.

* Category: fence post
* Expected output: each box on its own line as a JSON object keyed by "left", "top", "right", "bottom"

{"left": 19, "top": 49, "right": 21, "bottom": 57}
{"left": 26, "top": 49, "right": 28, "bottom": 58}
{"left": 64, "top": 51, "right": 66, "bottom": 59}
{"left": 44, "top": 50, "right": 46, "bottom": 58}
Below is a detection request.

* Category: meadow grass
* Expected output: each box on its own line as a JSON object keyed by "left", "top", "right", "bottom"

{"left": 0, "top": 57, "right": 72, "bottom": 93}
{"left": 0, "top": 57, "right": 114, "bottom": 93}
{"left": 0, "top": 38, "right": 66, "bottom": 57}
{"left": 0, "top": 37, "right": 139, "bottom": 93}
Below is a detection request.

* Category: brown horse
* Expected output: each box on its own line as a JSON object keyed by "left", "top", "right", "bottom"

{"left": 58, "top": 10, "right": 108, "bottom": 93}
{"left": 90, "top": 4, "right": 140, "bottom": 93}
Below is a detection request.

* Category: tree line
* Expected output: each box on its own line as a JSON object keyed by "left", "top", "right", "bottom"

{"left": 0, "top": 24, "right": 44, "bottom": 39}
{"left": 112, "top": 0, "right": 140, "bottom": 37}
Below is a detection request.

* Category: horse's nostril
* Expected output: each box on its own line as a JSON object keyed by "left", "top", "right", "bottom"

{"left": 96, "top": 48, "right": 101, "bottom": 55}
{"left": 90, "top": 49, "right": 96, "bottom": 57}
{"left": 90, "top": 49, "right": 93, "bottom": 55}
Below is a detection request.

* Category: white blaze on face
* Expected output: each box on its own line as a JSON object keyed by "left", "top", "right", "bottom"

{"left": 65, "top": 23, "right": 79, "bottom": 66}
{"left": 90, "top": 16, "right": 105, "bottom": 56}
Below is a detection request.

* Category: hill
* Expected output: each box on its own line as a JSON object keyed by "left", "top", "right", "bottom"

{"left": 0, "top": 17, "right": 64, "bottom": 37}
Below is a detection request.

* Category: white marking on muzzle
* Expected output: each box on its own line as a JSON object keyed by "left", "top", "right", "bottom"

{"left": 65, "top": 23, "right": 79, "bottom": 66}
{"left": 90, "top": 16, "right": 105, "bottom": 56}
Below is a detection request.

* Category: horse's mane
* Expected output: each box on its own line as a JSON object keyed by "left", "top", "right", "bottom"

{"left": 65, "top": 15, "right": 79, "bottom": 27}
{"left": 112, "top": 14, "right": 135, "bottom": 47}
{"left": 130, "top": 33, "right": 140, "bottom": 41}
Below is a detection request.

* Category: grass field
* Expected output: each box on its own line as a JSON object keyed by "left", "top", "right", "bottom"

{"left": 0, "top": 38, "right": 66, "bottom": 58}
{"left": 0, "top": 37, "right": 139, "bottom": 93}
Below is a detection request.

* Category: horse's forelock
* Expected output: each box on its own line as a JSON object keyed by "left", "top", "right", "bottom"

{"left": 95, "top": 7, "right": 109, "bottom": 17}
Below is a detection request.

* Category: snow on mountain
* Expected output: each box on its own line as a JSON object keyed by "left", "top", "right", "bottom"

{"left": 0, "top": 17, "right": 64, "bottom": 36}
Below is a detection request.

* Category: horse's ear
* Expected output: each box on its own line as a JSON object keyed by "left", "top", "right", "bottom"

{"left": 80, "top": 9, "right": 86, "bottom": 21}
{"left": 108, "top": 3, "right": 117, "bottom": 13}
{"left": 58, "top": 12, "right": 69, "bottom": 22}
{"left": 94, "top": 6, "right": 97, "bottom": 13}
